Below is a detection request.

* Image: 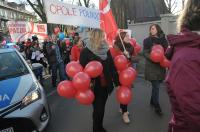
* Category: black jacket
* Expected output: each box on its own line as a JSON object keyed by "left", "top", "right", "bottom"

{"left": 143, "top": 36, "right": 168, "bottom": 81}
{"left": 79, "top": 47, "right": 120, "bottom": 94}
{"left": 46, "top": 41, "right": 63, "bottom": 65}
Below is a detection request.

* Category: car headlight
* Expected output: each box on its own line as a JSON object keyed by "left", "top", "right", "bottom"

{"left": 21, "top": 90, "right": 41, "bottom": 109}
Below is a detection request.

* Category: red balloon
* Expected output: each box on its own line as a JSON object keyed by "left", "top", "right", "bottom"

{"left": 150, "top": 50, "right": 164, "bottom": 63}
{"left": 160, "top": 57, "right": 170, "bottom": 68}
{"left": 152, "top": 45, "right": 164, "bottom": 52}
{"left": 84, "top": 61, "right": 103, "bottom": 78}
{"left": 130, "top": 38, "right": 137, "bottom": 47}
{"left": 66, "top": 39, "right": 71, "bottom": 46}
{"left": 114, "top": 55, "right": 128, "bottom": 71}
{"left": 54, "top": 27, "right": 60, "bottom": 35}
{"left": 119, "top": 68, "right": 136, "bottom": 86}
{"left": 127, "top": 67, "right": 137, "bottom": 77}
{"left": 66, "top": 61, "right": 83, "bottom": 78}
{"left": 116, "top": 86, "right": 132, "bottom": 105}
{"left": 57, "top": 81, "right": 76, "bottom": 98}
{"left": 135, "top": 44, "right": 142, "bottom": 54}
{"left": 76, "top": 89, "right": 95, "bottom": 105}
{"left": 72, "top": 72, "right": 91, "bottom": 91}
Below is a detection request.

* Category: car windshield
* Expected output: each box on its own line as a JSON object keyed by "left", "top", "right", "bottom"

{"left": 0, "top": 51, "right": 29, "bottom": 81}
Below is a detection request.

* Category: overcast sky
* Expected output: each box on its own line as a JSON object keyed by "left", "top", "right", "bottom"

{"left": 8, "top": 0, "right": 184, "bottom": 14}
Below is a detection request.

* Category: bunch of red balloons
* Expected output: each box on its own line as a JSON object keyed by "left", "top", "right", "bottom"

{"left": 130, "top": 38, "right": 142, "bottom": 55}
{"left": 57, "top": 61, "right": 103, "bottom": 105}
{"left": 114, "top": 55, "right": 137, "bottom": 105}
{"left": 150, "top": 45, "right": 170, "bottom": 68}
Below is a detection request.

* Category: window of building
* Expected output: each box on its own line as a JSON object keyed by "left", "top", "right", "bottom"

{"left": 13, "top": 13, "right": 16, "bottom": 19}
{"left": 7, "top": 11, "right": 12, "bottom": 18}
{"left": 0, "top": 9, "right": 2, "bottom": 16}
{"left": 1, "top": 21, "right": 5, "bottom": 28}
{"left": 2, "top": 10, "right": 5, "bottom": 17}
{"left": 16, "top": 13, "right": 20, "bottom": 19}
{"left": 4, "top": 11, "right": 8, "bottom": 18}
{"left": 10, "top": 12, "right": 13, "bottom": 19}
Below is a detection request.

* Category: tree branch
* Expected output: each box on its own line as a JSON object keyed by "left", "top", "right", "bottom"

{"left": 37, "top": 0, "right": 44, "bottom": 14}
{"left": 37, "top": 0, "right": 46, "bottom": 21}
{"left": 83, "top": 0, "right": 87, "bottom": 7}
{"left": 27, "top": 0, "right": 47, "bottom": 22}
{"left": 86, "top": 0, "right": 90, "bottom": 7}
{"left": 171, "top": 0, "right": 176, "bottom": 7}
{"left": 171, "top": 4, "right": 177, "bottom": 13}
{"left": 83, "top": 0, "right": 90, "bottom": 7}
{"left": 78, "top": 0, "right": 82, "bottom": 6}
{"left": 27, "top": 0, "right": 41, "bottom": 17}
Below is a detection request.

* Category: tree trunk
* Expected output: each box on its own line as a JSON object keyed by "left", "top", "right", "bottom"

{"left": 111, "top": 0, "right": 127, "bottom": 29}
{"left": 182, "top": 0, "right": 185, "bottom": 10}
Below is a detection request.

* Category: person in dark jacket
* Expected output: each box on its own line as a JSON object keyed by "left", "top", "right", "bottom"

{"left": 166, "top": 0, "right": 200, "bottom": 131}
{"left": 111, "top": 31, "right": 134, "bottom": 124}
{"left": 47, "top": 36, "right": 67, "bottom": 87}
{"left": 79, "top": 29, "right": 120, "bottom": 132}
{"left": 143, "top": 24, "right": 168, "bottom": 115}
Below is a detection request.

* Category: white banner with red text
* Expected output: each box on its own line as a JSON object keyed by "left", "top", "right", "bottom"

{"left": 7, "top": 21, "right": 48, "bottom": 42}
{"left": 43, "top": 0, "right": 100, "bottom": 28}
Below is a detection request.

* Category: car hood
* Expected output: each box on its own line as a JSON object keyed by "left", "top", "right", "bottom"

{"left": 0, "top": 74, "right": 34, "bottom": 109}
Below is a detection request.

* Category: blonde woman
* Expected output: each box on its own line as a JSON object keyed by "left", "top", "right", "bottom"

{"left": 166, "top": 0, "right": 200, "bottom": 131}
{"left": 79, "top": 29, "right": 120, "bottom": 132}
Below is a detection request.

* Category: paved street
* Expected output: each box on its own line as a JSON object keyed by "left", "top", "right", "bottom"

{"left": 43, "top": 77, "right": 171, "bottom": 132}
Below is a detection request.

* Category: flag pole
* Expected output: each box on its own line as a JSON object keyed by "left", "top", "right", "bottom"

{"left": 118, "top": 30, "right": 130, "bottom": 59}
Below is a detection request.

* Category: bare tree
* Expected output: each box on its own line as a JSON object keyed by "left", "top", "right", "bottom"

{"left": 78, "top": 0, "right": 91, "bottom": 7}
{"left": 182, "top": 0, "right": 185, "bottom": 10}
{"left": 26, "top": 0, "right": 47, "bottom": 23}
{"left": 164, "top": 0, "right": 178, "bottom": 13}
{"left": 25, "top": 0, "right": 61, "bottom": 34}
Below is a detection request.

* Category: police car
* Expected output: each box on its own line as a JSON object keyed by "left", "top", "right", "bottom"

{"left": 0, "top": 48, "right": 50, "bottom": 132}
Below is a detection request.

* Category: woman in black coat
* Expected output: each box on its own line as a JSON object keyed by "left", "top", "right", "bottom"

{"left": 79, "top": 29, "right": 120, "bottom": 132}
{"left": 113, "top": 31, "right": 134, "bottom": 124}
{"left": 143, "top": 24, "right": 168, "bottom": 115}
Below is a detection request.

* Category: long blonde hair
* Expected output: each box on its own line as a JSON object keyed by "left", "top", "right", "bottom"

{"left": 177, "top": 0, "right": 200, "bottom": 32}
{"left": 89, "top": 29, "right": 105, "bottom": 51}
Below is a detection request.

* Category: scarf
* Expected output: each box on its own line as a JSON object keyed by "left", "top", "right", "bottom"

{"left": 86, "top": 40, "right": 109, "bottom": 60}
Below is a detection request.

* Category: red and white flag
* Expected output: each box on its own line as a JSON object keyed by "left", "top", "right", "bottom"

{"left": 99, "top": 0, "right": 118, "bottom": 45}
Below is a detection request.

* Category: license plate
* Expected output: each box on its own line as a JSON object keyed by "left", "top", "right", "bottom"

{"left": 0, "top": 127, "right": 14, "bottom": 132}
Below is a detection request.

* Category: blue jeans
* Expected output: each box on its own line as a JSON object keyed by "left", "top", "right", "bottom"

{"left": 150, "top": 80, "right": 161, "bottom": 107}
{"left": 33, "top": 67, "right": 43, "bottom": 85}
{"left": 51, "top": 62, "right": 67, "bottom": 86}
{"left": 132, "top": 63, "right": 137, "bottom": 69}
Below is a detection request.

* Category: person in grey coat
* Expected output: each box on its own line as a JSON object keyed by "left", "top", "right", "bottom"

{"left": 143, "top": 24, "right": 168, "bottom": 115}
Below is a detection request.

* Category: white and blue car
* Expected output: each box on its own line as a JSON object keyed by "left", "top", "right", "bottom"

{"left": 0, "top": 48, "right": 50, "bottom": 132}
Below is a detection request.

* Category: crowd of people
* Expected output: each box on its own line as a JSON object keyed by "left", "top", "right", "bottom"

{"left": 13, "top": 31, "right": 85, "bottom": 87}
{"left": 0, "top": 0, "right": 199, "bottom": 132}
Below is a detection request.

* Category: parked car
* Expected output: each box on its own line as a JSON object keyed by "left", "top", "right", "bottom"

{"left": 0, "top": 48, "right": 50, "bottom": 132}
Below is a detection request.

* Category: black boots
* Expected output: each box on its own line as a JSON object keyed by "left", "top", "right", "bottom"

{"left": 93, "top": 127, "right": 107, "bottom": 132}
{"left": 150, "top": 100, "right": 163, "bottom": 116}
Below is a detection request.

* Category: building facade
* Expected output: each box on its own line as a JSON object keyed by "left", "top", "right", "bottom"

{"left": 0, "top": 0, "right": 37, "bottom": 39}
